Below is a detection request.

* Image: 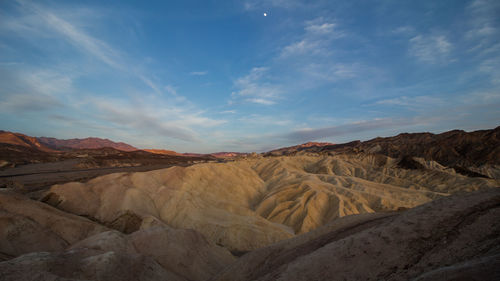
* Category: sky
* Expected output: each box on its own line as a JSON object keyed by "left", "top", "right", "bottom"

{"left": 0, "top": 0, "right": 499, "bottom": 153}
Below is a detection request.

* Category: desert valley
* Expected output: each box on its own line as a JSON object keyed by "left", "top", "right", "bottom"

{"left": 1, "top": 127, "right": 499, "bottom": 280}
{"left": 2, "top": 1, "right": 500, "bottom": 280}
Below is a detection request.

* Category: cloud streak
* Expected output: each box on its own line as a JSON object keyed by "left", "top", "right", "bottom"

{"left": 0, "top": 93, "right": 62, "bottom": 112}
{"left": 0, "top": 67, "right": 70, "bottom": 112}
{"left": 244, "top": 0, "right": 304, "bottom": 10}
{"left": 15, "top": 0, "right": 163, "bottom": 95}
{"left": 465, "top": 0, "right": 499, "bottom": 40}
{"left": 91, "top": 97, "right": 225, "bottom": 142}
{"left": 280, "top": 17, "right": 343, "bottom": 58}
{"left": 375, "top": 95, "right": 445, "bottom": 110}
{"left": 1, "top": 1, "right": 227, "bottom": 145}
{"left": 284, "top": 118, "right": 415, "bottom": 143}
{"left": 190, "top": 71, "right": 208, "bottom": 76}
{"left": 231, "top": 67, "right": 282, "bottom": 105}
{"left": 409, "top": 34, "right": 452, "bottom": 64}
{"left": 17, "top": 0, "right": 122, "bottom": 69}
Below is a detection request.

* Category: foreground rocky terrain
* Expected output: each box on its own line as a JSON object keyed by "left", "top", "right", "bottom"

{"left": 1, "top": 191, "right": 235, "bottom": 281}
{"left": 0, "top": 127, "right": 499, "bottom": 280}
{"left": 213, "top": 189, "right": 500, "bottom": 281}
{"left": 0, "top": 190, "right": 108, "bottom": 260}
{"left": 1, "top": 188, "right": 499, "bottom": 280}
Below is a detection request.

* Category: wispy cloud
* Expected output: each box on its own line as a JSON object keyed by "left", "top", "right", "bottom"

{"left": 12, "top": 0, "right": 163, "bottom": 95}
{"left": 302, "top": 63, "right": 360, "bottom": 83}
{"left": 274, "top": 17, "right": 370, "bottom": 91}
{"left": 231, "top": 67, "right": 282, "bottom": 105}
{"left": 479, "top": 43, "right": 500, "bottom": 56}
{"left": 461, "top": 0, "right": 500, "bottom": 86}
{"left": 0, "top": 1, "right": 227, "bottom": 145}
{"left": 0, "top": 64, "right": 226, "bottom": 142}
{"left": 243, "top": 0, "right": 304, "bottom": 10}
{"left": 281, "top": 39, "right": 321, "bottom": 57}
{"left": 280, "top": 17, "right": 343, "bottom": 58}
{"left": 232, "top": 16, "right": 362, "bottom": 105}
{"left": 96, "top": 101, "right": 198, "bottom": 142}
{"left": 304, "top": 22, "right": 337, "bottom": 35}
{"left": 409, "top": 34, "right": 453, "bottom": 64}
{"left": 0, "top": 67, "right": 71, "bottom": 112}
{"left": 479, "top": 57, "right": 500, "bottom": 84}
{"left": 190, "top": 71, "right": 208, "bottom": 76}
{"left": 17, "top": 1, "right": 122, "bottom": 68}
{"left": 164, "top": 84, "right": 178, "bottom": 96}
{"left": 392, "top": 26, "right": 415, "bottom": 36}
{"left": 91, "top": 97, "right": 226, "bottom": 142}
{"left": 239, "top": 114, "right": 291, "bottom": 126}
{"left": 375, "top": 95, "right": 445, "bottom": 110}
{"left": 465, "top": 0, "right": 499, "bottom": 40}
{"left": 0, "top": 93, "right": 62, "bottom": 112}
{"left": 459, "top": 90, "right": 500, "bottom": 104}
{"left": 283, "top": 118, "right": 416, "bottom": 143}
{"left": 2, "top": 0, "right": 498, "bottom": 153}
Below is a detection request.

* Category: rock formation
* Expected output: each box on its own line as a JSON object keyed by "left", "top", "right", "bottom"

{"left": 43, "top": 154, "right": 498, "bottom": 252}
{"left": 0, "top": 193, "right": 235, "bottom": 281}
{"left": 213, "top": 189, "right": 500, "bottom": 281}
{"left": 0, "top": 190, "right": 108, "bottom": 260}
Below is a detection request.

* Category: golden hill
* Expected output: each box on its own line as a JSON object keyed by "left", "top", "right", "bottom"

{"left": 43, "top": 154, "right": 499, "bottom": 253}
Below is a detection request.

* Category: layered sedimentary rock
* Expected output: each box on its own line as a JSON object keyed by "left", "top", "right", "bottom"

{"left": 0, "top": 214, "right": 235, "bottom": 281}
{"left": 213, "top": 189, "right": 500, "bottom": 281}
{"left": 0, "top": 190, "right": 108, "bottom": 260}
{"left": 44, "top": 154, "right": 498, "bottom": 252}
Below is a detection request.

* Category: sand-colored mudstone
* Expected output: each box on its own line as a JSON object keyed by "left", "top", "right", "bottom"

{"left": 0, "top": 190, "right": 108, "bottom": 260}
{"left": 45, "top": 154, "right": 499, "bottom": 252}
{"left": 213, "top": 189, "right": 500, "bottom": 281}
{"left": 0, "top": 220, "right": 235, "bottom": 281}
{"left": 0, "top": 249, "right": 184, "bottom": 281}
{"left": 70, "top": 220, "right": 236, "bottom": 281}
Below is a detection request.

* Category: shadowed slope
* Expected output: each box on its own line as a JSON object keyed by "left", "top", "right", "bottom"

{"left": 0, "top": 190, "right": 108, "bottom": 260}
{"left": 0, "top": 194, "right": 235, "bottom": 281}
{"left": 268, "top": 127, "right": 500, "bottom": 179}
{"left": 212, "top": 189, "right": 500, "bottom": 281}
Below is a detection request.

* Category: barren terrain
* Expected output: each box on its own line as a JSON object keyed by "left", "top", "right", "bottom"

{"left": 0, "top": 127, "right": 499, "bottom": 280}
{"left": 41, "top": 153, "right": 499, "bottom": 253}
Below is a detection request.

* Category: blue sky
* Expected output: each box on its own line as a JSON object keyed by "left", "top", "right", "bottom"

{"left": 1, "top": 0, "right": 499, "bottom": 152}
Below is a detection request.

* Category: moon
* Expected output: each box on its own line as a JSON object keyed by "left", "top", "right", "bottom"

{"left": 263, "top": 12, "right": 267, "bottom": 17}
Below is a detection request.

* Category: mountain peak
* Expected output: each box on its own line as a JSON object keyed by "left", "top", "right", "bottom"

{"left": 36, "top": 136, "right": 138, "bottom": 151}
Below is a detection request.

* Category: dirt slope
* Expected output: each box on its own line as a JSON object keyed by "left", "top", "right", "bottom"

{"left": 0, "top": 222, "right": 234, "bottom": 281}
{"left": 0, "top": 190, "right": 108, "bottom": 260}
{"left": 212, "top": 189, "right": 500, "bottom": 281}
{"left": 0, "top": 193, "right": 235, "bottom": 281}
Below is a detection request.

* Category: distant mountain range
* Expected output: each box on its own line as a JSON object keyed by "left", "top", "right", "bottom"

{"left": 266, "top": 126, "right": 500, "bottom": 170}
{"left": 37, "top": 136, "right": 138, "bottom": 152}
{"left": 0, "top": 131, "right": 138, "bottom": 152}
{"left": 2, "top": 126, "right": 499, "bottom": 168}
{"left": 0, "top": 131, "right": 56, "bottom": 152}
{"left": 267, "top": 141, "right": 334, "bottom": 155}
{"left": 143, "top": 149, "right": 247, "bottom": 158}
{"left": 0, "top": 131, "right": 245, "bottom": 158}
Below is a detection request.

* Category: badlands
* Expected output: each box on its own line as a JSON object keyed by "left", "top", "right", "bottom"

{"left": 41, "top": 154, "right": 498, "bottom": 253}
{"left": 0, "top": 127, "right": 499, "bottom": 280}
